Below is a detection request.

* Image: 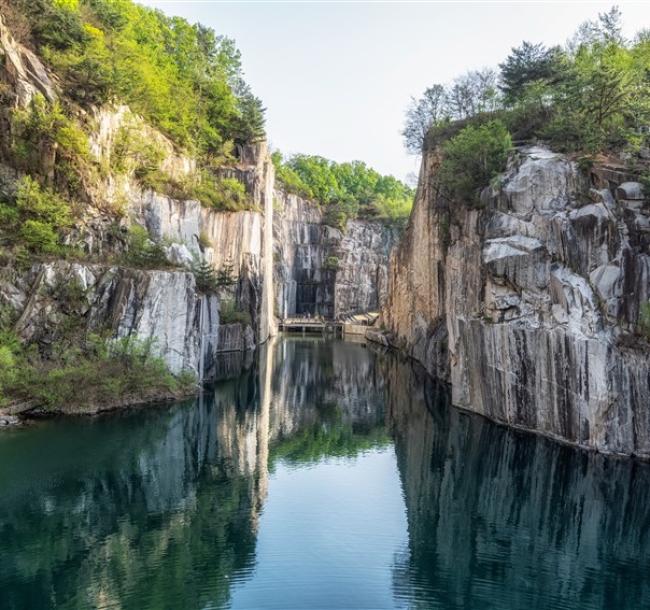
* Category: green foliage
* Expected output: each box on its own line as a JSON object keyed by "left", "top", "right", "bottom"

{"left": 140, "top": 169, "right": 250, "bottom": 212}
{"left": 498, "top": 41, "right": 564, "bottom": 104}
{"left": 13, "top": 0, "right": 265, "bottom": 157}
{"left": 542, "top": 37, "right": 650, "bottom": 153}
{"left": 182, "top": 174, "right": 249, "bottom": 212}
{"left": 639, "top": 302, "right": 650, "bottom": 339}
{"left": 402, "top": 84, "right": 448, "bottom": 154}
{"left": 0, "top": 333, "right": 195, "bottom": 411}
{"left": 216, "top": 258, "right": 237, "bottom": 286}
{"left": 438, "top": 120, "right": 512, "bottom": 205}
{"left": 640, "top": 172, "right": 650, "bottom": 202}
{"left": 10, "top": 95, "right": 89, "bottom": 192}
{"left": 191, "top": 256, "right": 238, "bottom": 295}
{"left": 111, "top": 123, "right": 166, "bottom": 178}
{"left": 192, "top": 259, "right": 218, "bottom": 293}
{"left": 0, "top": 176, "right": 73, "bottom": 254}
{"left": 123, "top": 224, "right": 169, "bottom": 268}
{"left": 0, "top": 331, "right": 20, "bottom": 404}
{"left": 219, "top": 300, "right": 251, "bottom": 326}
{"left": 324, "top": 256, "right": 339, "bottom": 271}
{"left": 272, "top": 152, "right": 414, "bottom": 227}
{"left": 410, "top": 7, "right": 650, "bottom": 157}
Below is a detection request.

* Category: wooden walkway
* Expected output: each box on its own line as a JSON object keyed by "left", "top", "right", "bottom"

{"left": 279, "top": 317, "right": 341, "bottom": 333}
{"left": 279, "top": 312, "right": 380, "bottom": 335}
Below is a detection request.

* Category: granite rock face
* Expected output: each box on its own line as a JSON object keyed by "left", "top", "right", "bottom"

{"left": 6, "top": 261, "right": 214, "bottom": 377}
{"left": 0, "top": 13, "right": 56, "bottom": 106}
{"left": 273, "top": 191, "right": 398, "bottom": 319}
{"left": 382, "top": 146, "right": 650, "bottom": 457}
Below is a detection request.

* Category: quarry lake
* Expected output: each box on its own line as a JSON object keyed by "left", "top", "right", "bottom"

{"left": 1, "top": 336, "right": 649, "bottom": 610}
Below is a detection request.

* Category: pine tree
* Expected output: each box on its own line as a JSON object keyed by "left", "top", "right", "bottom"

{"left": 217, "top": 257, "right": 237, "bottom": 286}
{"left": 192, "top": 259, "right": 219, "bottom": 293}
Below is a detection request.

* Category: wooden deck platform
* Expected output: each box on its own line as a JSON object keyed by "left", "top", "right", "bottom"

{"left": 279, "top": 318, "right": 341, "bottom": 333}
{"left": 279, "top": 312, "right": 380, "bottom": 335}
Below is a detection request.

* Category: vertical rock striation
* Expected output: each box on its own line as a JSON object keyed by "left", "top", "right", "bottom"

{"left": 273, "top": 190, "right": 398, "bottom": 319}
{"left": 382, "top": 146, "right": 650, "bottom": 457}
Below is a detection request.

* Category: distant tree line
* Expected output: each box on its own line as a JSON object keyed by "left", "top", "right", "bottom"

{"left": 272, "top": 152, "right": 414, "bottom": 229}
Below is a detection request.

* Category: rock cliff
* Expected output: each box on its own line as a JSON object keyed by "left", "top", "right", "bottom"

{"left": 381, "top": 145, "right": 650, "bottom": 457}
{"left": 273, "top": 190, "right": 398, "bottom": 319}
{"left": 0, "top": 14, "right": 278, "bottom": 384}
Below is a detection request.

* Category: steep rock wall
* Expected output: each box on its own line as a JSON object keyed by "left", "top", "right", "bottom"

{"left": 6, "top": 261, "right": 224, "bottom": 379}
{"left": 382, "top": 146, "right": 650, "bottom": 457}
{"left": 0, "top": 19, "right": 277, "bottom": 383}
{"left": 273, "top": 190, "right": 398, "bottom": 319}
{"left": 90, "top": 106, "right": 277, "bottom": 348}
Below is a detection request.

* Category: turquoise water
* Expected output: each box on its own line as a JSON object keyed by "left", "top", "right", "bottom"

{"left": 1, "top": 336, "right": 649, "bottom": 610}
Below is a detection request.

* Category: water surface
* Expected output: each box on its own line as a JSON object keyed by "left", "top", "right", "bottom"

{"left": 1, "top": 336, "right": 649, "bottom": 609}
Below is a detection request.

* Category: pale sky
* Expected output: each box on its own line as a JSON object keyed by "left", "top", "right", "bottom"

{"left": 140, "top": 1, "right": 650, "bottom": 181}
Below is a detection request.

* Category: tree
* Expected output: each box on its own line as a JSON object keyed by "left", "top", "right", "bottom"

{"left": 229, "top": 80, "right": 267, "bottom": 146}
{"left": 499, "top": 42, "right": 564, "bottom": 104}
{"left": 447, "top": 69, "right": 500, "bottom": 119}
{"left": 217, "top": 257, "right": 237, "bottom": 286}
{"left": 544, "top": 38, "right": 649, "bottom": 152}
{"left": 273, "top": 152, "right": 413, "bottom": 226}
{"left": 402, "top": 84, "right": 448, "bottom": 154}
{"left": 569, "top": 6, "right": 625, "bottom": 50}
{"left": 192, "top": 259, "right": 219, "bottom": 293}
{"left": 438, "top": 120, "right": 512, "bottom": 205}
{"left": 0, "top": 176, "right": 73, "bottom": 254}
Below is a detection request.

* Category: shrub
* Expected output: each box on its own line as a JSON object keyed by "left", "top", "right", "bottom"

{"left": 187, "top": 175, "right": 249, "bottom": 211}
{"left": 1, "top": 334, "right": 196, "bottom": 411}
{"left": 123, "top": 225, "right": 169, "bottom": 268}
{"left": 438, "top": 120, "right": 512, "bottom": 205}
{"left": 0, "top": 337, "right": 18, "bottom": 405}
{"left": 20, "top": 219, "right": 61, "bottom": 254}
{"left": 198, "top": 231, "right": 211, "bottom": 250}
{"left": 10, "top": 95, "right": 89, "bottom": 188}
{"left": 219, "top": 300, "right": 251, "bottom": 326}
{"left": 639, "top": 302, "right": 650, "bottom": 339}
{"left": 0, "top": 176, "right": 73, "bottom": 254}
{"left": 139, "top": 169, "right": 251, "bottom": 212}
{"left": 217, "top": 258, "right": 237, "bottom": 285}
{"left": 324, "top": 256, "right": 340, "bottom": 271}
{"left": 112, "top": 123, "right": 165, "bottom": 178}
{"left": 192, "top": 259, "right": 219, "bottom": 293}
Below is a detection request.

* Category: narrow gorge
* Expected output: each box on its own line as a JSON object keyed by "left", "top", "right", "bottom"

{"left": 1, "top": 4, "right": 650, "bottom": 461}
{"left": 2, "top": 2, "right": 650, "bottom": 609}
{"left": 0, "top": 9, "right": 399, "bottom": 407}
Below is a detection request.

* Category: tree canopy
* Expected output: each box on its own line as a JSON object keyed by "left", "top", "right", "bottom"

{"left": 272, "top": 152, "right": 414, "bottom": 228}
{"left": 4, "top": 0, "right": 266, "bottom": 158}
{"left": 404, "top": 6, "right": 650, "bottom": 156}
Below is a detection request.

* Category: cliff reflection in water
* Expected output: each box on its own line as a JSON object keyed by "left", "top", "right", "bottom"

{"left": 385, "top": 356, "right": 650, "bottom": 610}
{"left": 0, "top": 337, "right": 388, "bottom": 610}
{"left": 1, "top": 337, "right": 650, "bottom": 610}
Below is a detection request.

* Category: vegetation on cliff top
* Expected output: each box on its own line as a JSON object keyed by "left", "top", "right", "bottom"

{"left": 0, "top": 0, "right": 268, "bottom": 258}
{"left": 404, "top": 7, "right": 650, "bottom": 198}
{"left": 272, "top": 152, "right": 414, "bottom": 229}
{"left": 2, "top": 0, "right": 266, "bottom": 156}
{"left": 438, "top": 121, "right": 512, "bottom": 206}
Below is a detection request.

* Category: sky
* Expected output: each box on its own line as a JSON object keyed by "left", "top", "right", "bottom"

{"left": 140, "top": 1, "right": 650, "bottom": 181}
